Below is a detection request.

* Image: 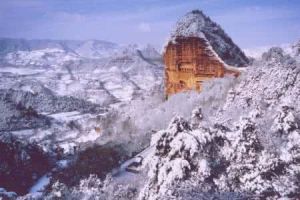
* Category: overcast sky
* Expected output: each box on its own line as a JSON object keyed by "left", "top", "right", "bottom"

{"left": 0, "top": 0, "right": 299, "bottom": 48}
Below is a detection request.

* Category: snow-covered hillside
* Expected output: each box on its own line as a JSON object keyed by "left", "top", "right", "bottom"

{"left": 0, "top": 38, "right": 163, "bottom": 104}
{"left": 0, "top": 38, "right": 164, "bottom": 198}
{"left": 138, "top": 47, "right": 300, "bottom": 199}
{"left": 4, "top": 48, "right": 80, "bottom": 67}
{"left": 25, "top": 44, "right": 299, "bottom": 200}
{"left": 0, "top": 38, "right": 163, "bottom": 155}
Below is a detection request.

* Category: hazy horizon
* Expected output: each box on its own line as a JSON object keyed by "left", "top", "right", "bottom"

{"left": 1, "top": 0, "right": 300, "bottom": 49}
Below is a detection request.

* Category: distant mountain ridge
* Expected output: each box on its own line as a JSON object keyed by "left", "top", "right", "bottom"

{"left": 244, "top": 39, "right": 300, "bottom": 61}
{"left": 0, "top": 37, "right": 164, "bottom": 105}
{"left": 0, "top": 38, "right": 119, "bottom": 59}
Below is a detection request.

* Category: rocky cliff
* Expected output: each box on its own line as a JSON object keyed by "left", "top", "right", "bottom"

{"left": 164, "top": 10, "right": 243, "bottom": 97}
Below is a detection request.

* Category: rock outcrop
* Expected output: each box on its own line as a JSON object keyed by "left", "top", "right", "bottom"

{"left": 164, "top": 10, "right": 249, "bottom": 97}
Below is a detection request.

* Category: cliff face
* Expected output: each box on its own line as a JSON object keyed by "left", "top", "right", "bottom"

{"left": 164, "top": 39, "right": 241, "bottom": 98}
{"left": 165, "top": 37, "right": 225, "bottom": 96}
{"left": 164, "top": 10, "right": 245, "bottom": 97}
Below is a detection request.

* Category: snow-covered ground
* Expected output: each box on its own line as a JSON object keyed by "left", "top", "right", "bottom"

{"left": 29, "top": 174, "right": 51, "bottom": 194}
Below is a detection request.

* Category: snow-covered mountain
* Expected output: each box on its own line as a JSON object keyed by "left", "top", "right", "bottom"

{"left": 137, "top": 46, "right": 300, "bottom": 200}
{"left": 4, "top": 48, "right": 80, "bottom": 67}
{"left": 74, "top": 40, "right": 119, "bottom": 59}
{"left": 244, "top": 39, "right": 300, "bottom": 61}
{"left": 1, "top": 12, "right": 300, "bottom": 200}
{"left": 167, "top": 10, "right": 249, "bottom": 67}
{"left": 21, "top": 43, "right": 298, "bottom": 200}
{"left": 0, "top": 38, "right": 163, "bottom": 104}
{"left": 0, "top": 38, "right": 119, "bottom": 59}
